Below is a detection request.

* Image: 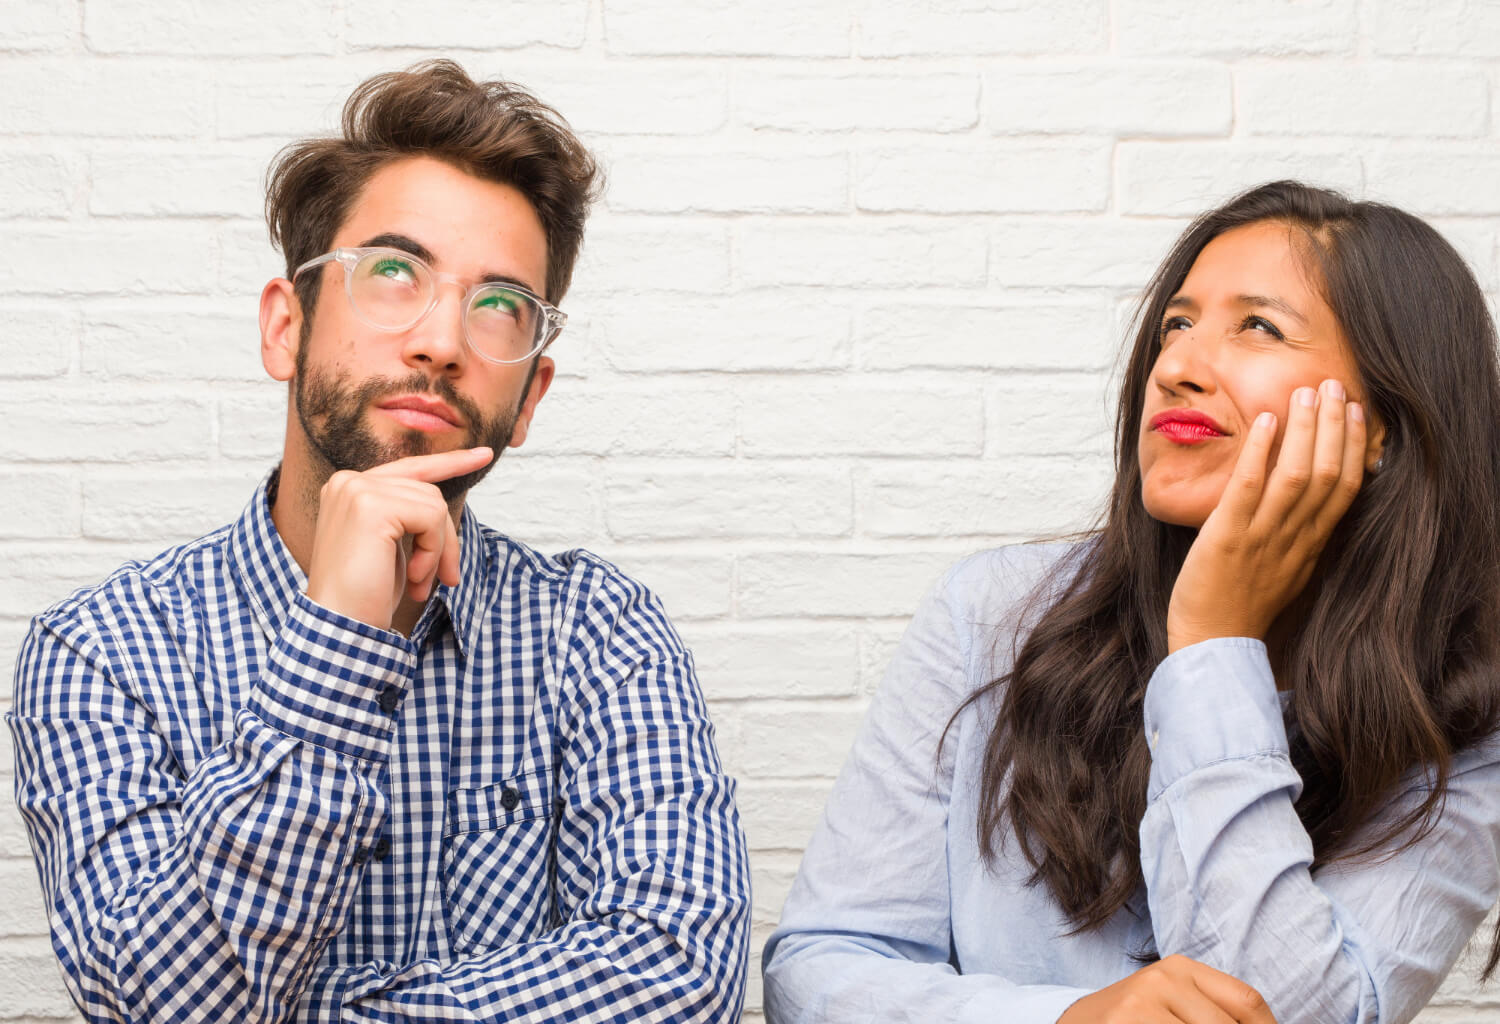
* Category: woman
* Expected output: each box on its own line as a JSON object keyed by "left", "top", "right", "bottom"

{"left": 762, "top": 181, "right": 1500, "bottom": 1024}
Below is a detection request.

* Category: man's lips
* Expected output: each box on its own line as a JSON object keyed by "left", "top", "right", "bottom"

{"left": 376, "top": 395, "right": 464, "bottom": 432}
{"left": 1149, "top": 409, "right": 1229, "bottom": 444}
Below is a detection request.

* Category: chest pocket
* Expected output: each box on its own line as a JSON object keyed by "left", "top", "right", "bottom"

{"left": 441, "top": 769, "right": 558, "bottom": 954}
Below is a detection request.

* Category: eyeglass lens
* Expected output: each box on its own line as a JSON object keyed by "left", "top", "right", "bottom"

{"left": 348, "top": 250, "right": 544, "bottom": 362}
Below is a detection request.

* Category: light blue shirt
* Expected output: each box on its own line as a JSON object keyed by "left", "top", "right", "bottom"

{"left": 763, "top": 543, "right": 1500, "bottom": 1024}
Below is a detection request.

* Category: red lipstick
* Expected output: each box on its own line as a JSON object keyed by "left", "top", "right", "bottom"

{"left": 1149, "top": 409, "right": 1228, "bottom": 445}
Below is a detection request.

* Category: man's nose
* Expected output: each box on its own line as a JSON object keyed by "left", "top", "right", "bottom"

{"left": 402, "top": 284, "right": 468, "bottom": 372}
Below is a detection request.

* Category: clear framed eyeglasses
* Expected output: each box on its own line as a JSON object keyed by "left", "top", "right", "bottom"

{"left": 292, "top": 246, "right": 566, "bottom": 364}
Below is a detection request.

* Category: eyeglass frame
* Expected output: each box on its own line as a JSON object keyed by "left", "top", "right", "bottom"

{"left": 291, "top": 246, "right": 567, "bottom": 365}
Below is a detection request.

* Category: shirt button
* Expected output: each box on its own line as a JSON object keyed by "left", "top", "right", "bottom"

{"left": 352, "top": 847, "right": 369, "bottom": 865}
{"left": 372, "top": 837, "right": 391, "bottom": 862}
{"left": 376, "top": 685, "right": 401, "bottom": 715}
{"left": 500, "top": 787, "right": 521, "bottom": 811}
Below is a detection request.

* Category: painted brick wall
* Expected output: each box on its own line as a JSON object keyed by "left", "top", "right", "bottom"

{"left": 3, "top": 2, "right": 1498, "bottom": 1021}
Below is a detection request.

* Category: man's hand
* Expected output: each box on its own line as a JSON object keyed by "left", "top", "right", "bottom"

{"left": 1059, "top": 955, "right": 1278, "bottom": 1024}
{"left": 304, "top": 447, "right": 494, "bottom": 631}
{"left": 1167, "top": 378, "right": 1367, "bottom": 654}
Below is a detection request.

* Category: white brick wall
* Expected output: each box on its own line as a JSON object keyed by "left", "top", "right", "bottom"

{"left": 2, "top": 3, "right": 1497, "bottom": 1022}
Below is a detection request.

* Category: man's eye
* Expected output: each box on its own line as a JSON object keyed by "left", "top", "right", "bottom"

{"left": 475, "top": 290, "right": 521, "bottom": 317}
{"left": 370, "top": 258, "right": 417, "bottom": 282}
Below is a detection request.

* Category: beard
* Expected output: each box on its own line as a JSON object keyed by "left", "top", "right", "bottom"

{"left": 294, "top": 353, "right": 528, "bottom": 503}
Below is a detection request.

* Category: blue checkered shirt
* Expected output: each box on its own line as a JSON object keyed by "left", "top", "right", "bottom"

{"left": 9, "top": 473, "right": 750, "bottom": 1023}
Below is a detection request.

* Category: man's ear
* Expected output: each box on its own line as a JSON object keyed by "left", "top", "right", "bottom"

{"left": 506, "top": 356, "right": 555, "bottom": 449}
{"left": 260, "top": 277, "right": 302, "bottom": 382}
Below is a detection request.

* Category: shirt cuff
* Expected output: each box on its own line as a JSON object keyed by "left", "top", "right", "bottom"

{"left": 1143, "top": 637, "right": 1289, "bottom": 800}
{"left": 245, "top": 591, "right": 417, "bottom": 763}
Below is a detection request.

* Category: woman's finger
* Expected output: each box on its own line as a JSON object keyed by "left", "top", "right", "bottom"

{"left": 1215, "top": 410, "right": 1279, "bottom": 533}
{"left": 1311, "top": 398, "right": 1368, "bottom": 537}
{"left": 1257, "top": 385, "right": 1320, "bottom": 522}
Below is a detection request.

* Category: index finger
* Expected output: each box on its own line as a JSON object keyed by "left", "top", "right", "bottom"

{"left": 1187, "top": 962, "right": 1277, "bottom": 1024}
{"left": 365, "top": 446, "right": 495, "bottom": 484}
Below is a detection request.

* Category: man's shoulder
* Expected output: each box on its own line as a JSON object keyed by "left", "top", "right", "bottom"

{"left": 33, "top": 522, "right": 238, "bottom": 638}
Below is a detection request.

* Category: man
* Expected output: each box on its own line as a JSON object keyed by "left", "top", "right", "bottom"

{"left": 9, "top": 61, "right": 749, "bottom": 1023}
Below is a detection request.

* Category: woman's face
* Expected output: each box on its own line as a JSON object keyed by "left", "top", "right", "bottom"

{"left": 1138, "top": 220, "right": 1375, "bottom": 529}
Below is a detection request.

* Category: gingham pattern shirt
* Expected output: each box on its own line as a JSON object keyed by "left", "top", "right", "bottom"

{"left": 9, "top": 473, "right": 750, "bottom": 1023}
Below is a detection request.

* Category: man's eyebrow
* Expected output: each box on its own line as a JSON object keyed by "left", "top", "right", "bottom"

{"left": 358, "top": 232, "right": 541, "bottom": 295}
{"left": 360, "top": 233, "right": 435, "bottom": 263}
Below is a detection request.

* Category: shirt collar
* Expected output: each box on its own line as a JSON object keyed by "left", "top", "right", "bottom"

{"left": 226, "top": 467, "right": 492, "bottom": 656}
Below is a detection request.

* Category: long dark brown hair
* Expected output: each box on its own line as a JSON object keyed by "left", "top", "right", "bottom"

{"left": 970, "top": 181, "right": 1500, "bottom": 973}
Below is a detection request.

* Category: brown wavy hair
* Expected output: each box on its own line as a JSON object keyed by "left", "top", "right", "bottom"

{"left": 265, "top": 59, "right": 601, "bottom": 317}
{"left": 969, "top": 181, "right": 1500, "bottom": 974}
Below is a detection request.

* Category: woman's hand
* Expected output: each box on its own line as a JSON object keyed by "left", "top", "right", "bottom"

{"left": 1058, "top": 955, "right": 1278, "bottom": 1024}
{"left": 1167, "top": 378, "right": 1367, "bottom": 654}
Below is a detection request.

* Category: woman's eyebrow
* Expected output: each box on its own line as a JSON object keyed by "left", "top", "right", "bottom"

{"left": 1240, "top": 293, "right": 1308, "bottom": 325}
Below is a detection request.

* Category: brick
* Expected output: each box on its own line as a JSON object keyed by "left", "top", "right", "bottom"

{"left": 1429, "top": 219, "right": 1499, "bottom": 289}
{"left": 0, "top": 935, "right": 85, "bottom": 1018}
{"left": 89, "top": 149, "right": 264, "bottom": 219}
{"left": 218, "top": 392, "right": 288, "bottom": 462}
{"left": 738, "top": 550, "right": 965, "bottom": 618}
{"left": 1117, "top": 142, "right": 1365, "bottom": 217}
{"left": 82, "top": 308, "right": 264, "bottom": 382}
{"left": 530, "top": 386, "right": 737, "bottom": 457}
{"left": 82, "top": 471, "right": 261, "bottom": 543}
{"left": 857, "top": 622, "right": 907, "bottom": 695}
{"left": 217, "top": 223, "right": 287, "bottom": 304}
{"left": 858, "top": 299, "right": 1114, "bottom": 371}
{"left": 1239, "top": 66, "right": 1488, "bottom": 139}
{"left": 719, "top": 707, "right": 864, "bottom": 779}
{"left": 0, "top": 798, "right": 33, "bottom": 858}
{"left": 574, "top": 219, "right": 730, "bottom": 296}
{"left": 0, "top": 620, "right": 31, "bottom": 704}
{"left": 738, "top": 781, "right": 836, "bottom": 850}
{"left": 605, "top": 145, "right": 847, "bottom": 214}
{"left": 7, "top": 0, "right": 77, "bottom": 51}
{"left": 1116, "top": 0, "right": 1356, "bottom": 56}
{"left": 602, "top": 552, "right": 733, "bottom": 620}
{"left": 986, "top": 63, "right": 1230, "bottom": 136}
{"left": 606, "top": 0, "right": 849, "bottom": 56}
{"left": 986, "top": 376, "right": 1114, "bottom": 457}
{"left": 605, "top": 465, "right": 852, "bottom": 540}
{"left": 463, "top": 461, "right": 604, "bottom": 550}
{"left": 0, "top": 310, "right": 78, "bottom": 379}
{"left": 1367, "top": 149, "right": 1500, "bottom": 217}
{"left": 737, "top": 71, "right": 978, "bottom": 133}
{"left": 0, "top": 153, "right": 77, "bottom": 218}
{"left": 738, "top": 383, "right": 984, "bottom": 458}
{"left": 738, "top": 220, "right": 989, "bottom": 289}
{"left": 858, "top": 457, "right": 1113, "bottom": 539}
{"left": 0, "top": 474, "right": 80, "bottom": 540}
{"left": 214, "top": 62, "right": 362, "bottom": 140}
{"left": 0, "top": 862, "right": 48, "bottom": 938}
{"left": 681, "top": 623, "right": 859, "bottom": 701}
{"left": 1372, "top": 0, "right": 1500, "bottom": 58}
{"left": 0, "top": 226, "right": 213, "bottom": 297}
{"left": 85, "top": 0, "right": 336, "bottom": 54}
{"left": 990, "top": 217, "right": 1187, "bottom": 289}
{"left": 0, "top": 396, "right": 213, "bottom": 464}
{"left": 512, "top": 67, "right": 728, "bottom": 136}
{"left": 856, "top": 141, "right": 1106, "bottom": 214}
{"left": 0, "top": 546, "right": 143, "bottom": 617}
{"left": 0, "top": 60, "right": 212, "bottom": 138}
{"left": 597, "top": 292, "right": 851, "bottom": 373}
{"left": 856, "top": 0, "right": 1107, "bottom": 56}
{"left": 347, "top": 0, "right": 587, "bottom": 50}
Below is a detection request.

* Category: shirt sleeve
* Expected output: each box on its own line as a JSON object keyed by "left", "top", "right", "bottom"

{"left": 291, "top": 568, "right": 751, "bottom": 1023}
{"left": 8, "top": 589, "right": 412, "bottom": 1024}
{"left": 762, "top": 554, "right": 1091, "bottom": 1024}
{"left": 1140, "top": 637, "right": 1500, "bottom": 1024}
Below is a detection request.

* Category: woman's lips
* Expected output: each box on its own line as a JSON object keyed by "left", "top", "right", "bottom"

{"left": 1149, "top": 410, "right": 1228, "bottom": 445}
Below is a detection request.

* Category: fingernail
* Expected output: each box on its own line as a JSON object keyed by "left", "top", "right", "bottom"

{"left": 1323, "top": 379, "right": 1345, "bottom": 400}
{"left": 1256, "top": 411, "right": 1276, "bottom": 431}
{"left": 1298, "top": 387, "right": 1317, "bottom": 408}
{"left": 1349, "top": 402, "right": 1364, "bottom": 424}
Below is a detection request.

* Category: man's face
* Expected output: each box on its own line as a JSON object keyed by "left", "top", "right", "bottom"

{"left": 288, "top": 156, "right": 553, "bottom": 501}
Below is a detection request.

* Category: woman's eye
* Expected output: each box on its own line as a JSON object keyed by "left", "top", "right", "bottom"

{"left": 1243, "top": 315, "right": 1286, "bottom": 341}
{"left": 1158, "top": 315, "right": 1191, "bottom": 338}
